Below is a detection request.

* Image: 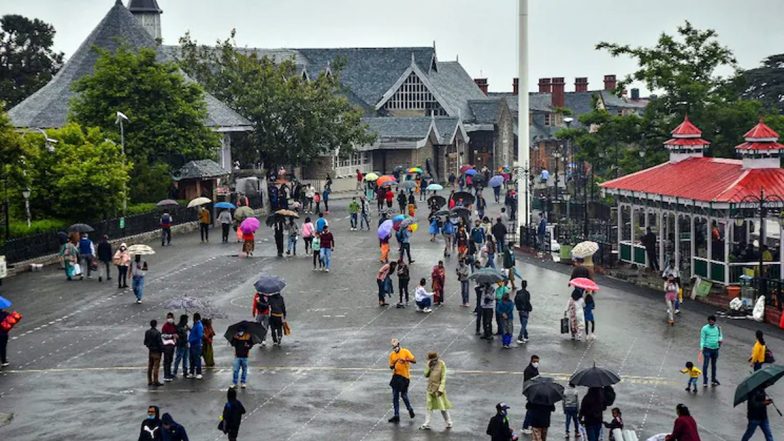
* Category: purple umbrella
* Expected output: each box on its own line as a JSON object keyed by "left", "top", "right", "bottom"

{"left": 377, "top": 219, "right": 393, "bottom": 239}
{"left": 240, "top": 217, "right": 260, "bottom": 233}
{"left": 464, "top": 169, "right": 478, "bottom": 176}
{"left": 489, "top": 175, "right": 504, "bottom": 188}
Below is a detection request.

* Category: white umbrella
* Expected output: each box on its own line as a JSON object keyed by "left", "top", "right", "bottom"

{"left": 127, "top": 244, "right": 156, "bottom": 255}
{"left": 187, "top": 197, "right": 212, "bottom": 208}
{"left": 571, "top": 241, "right": 599, "bottom": 259}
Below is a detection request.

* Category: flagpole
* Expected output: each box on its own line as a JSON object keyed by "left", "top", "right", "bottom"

{"left": 517, "top": 0, "right": 530, "bottom": 230}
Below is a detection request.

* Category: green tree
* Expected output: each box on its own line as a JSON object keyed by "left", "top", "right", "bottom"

{"left": 742, "top": 54, "right": 784, "bottom": 113}
{"left": 177, "top": 31, "right": 374, "bottom": 168}
{"left": 0, "top": 14, "right": 64, "bottom": 108}
{"left": 70, "top": 45, "right": 220, "bottom": 197}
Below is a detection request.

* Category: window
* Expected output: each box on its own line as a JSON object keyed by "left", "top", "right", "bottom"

{"left": 382, "top": 72, "right": 446, "bottom": 115}
{"left": 544, "top": 113, "right": 552, "bottom": 126}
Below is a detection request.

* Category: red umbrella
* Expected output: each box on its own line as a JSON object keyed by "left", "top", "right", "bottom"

{"left": 376, "top": 175, "right": 396, "bottom": 186}
{"left": 569, "top": 277, "right": 599, "bottom": 292}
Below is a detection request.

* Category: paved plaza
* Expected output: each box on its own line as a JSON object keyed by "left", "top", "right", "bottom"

{"left": 0, "top": 197, "right": 782, "bottom": 440}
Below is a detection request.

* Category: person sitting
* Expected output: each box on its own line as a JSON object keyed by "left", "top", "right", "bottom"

{"left": 414, "top": 278, "right": 434, "bottom": 313}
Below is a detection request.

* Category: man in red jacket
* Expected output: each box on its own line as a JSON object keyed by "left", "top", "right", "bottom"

{"left": 319, "top": 226, "right": 335, "bottom": 272}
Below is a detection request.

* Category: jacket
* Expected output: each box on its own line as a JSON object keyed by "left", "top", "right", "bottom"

{"left": 144, "top": 327, "right": 163, "bottom": 353}
{"left": 139, "top": 419, "right": 162, "bottom": 441}
{"left": 217, "top": 210, "right": 232, "bottom": 225}
{"left": 175, "top": 323, "right": 189, "bottom": 348}
{"left": 301, "top": 222, "right": 315, "bottom": 238}
{"left": 747, "top": 388, "right": 769, "bottom": 421}
{"left": 699, "top": 324, "right": 722, "bottom": 350}
{"left": 562, "top": 387, "right": 579, "bottom": 411}
{"left": 523, "top": 364, "right": 539, "bottom": 382}
{"left": 161, "top": 322, "right": 177, "bottom": 347}
{"left": 198, "top": 209, "right": 210, "bottom": 225}
{"left": 268, "top": 295, "right": 286, "bottom": 317}
{"left": 348, "top": 200, "right": 360, "bottom": 214}
{"left": 221, "top": 399, "right": 246, "bottom": 433}
{"left": 527, "top": 402, "right": 555, "bottom": 428}
{"left": 514, "top": 289, "right": 532, "bottom": 313}
{"left": 113, "top": 249, "right": 130, "bottom": 266}
{"left": 78, "top": 238, "right": 94, "bottom": 256}
{"left": 188, "top": 321, "right": 204, "bottom": 346}
{"left": 231, "top": 334, "right": 254, "bottom": 358}
{"left": 496, "top": 299, "right": 514, "bottom": 319}
{"left": 97, "top": 241, "right": 113, "bottom": 262}
{"left": 669, "top": 415, "right": 701, "bottom": 441}
{"left": 160, "top": 413, "right": 189, "bottom": 441}
{"left": 492, "top": 222, "right": 507, "bottom": 242}
{"left": 579, "top": 390, "right": 606, "bottom": 425}
{"left": 456, "top": 264, "right": 469, "bottom": 282}
{"left": 750, "top": 341, "right": 766, "bottom": 364}
{"left": 486, "top": 413, "right": 513, "bottom": 441}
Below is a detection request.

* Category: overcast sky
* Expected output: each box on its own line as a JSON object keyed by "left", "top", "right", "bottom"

{"left": 4, "top": 0, "right": 783, "bottom": 94}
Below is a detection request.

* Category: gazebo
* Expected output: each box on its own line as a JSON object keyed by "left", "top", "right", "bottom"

{"left": 601, "top": 117, "right": 784, "bottom": 286}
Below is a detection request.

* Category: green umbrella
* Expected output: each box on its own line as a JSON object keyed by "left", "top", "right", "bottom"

{"left": 234, "top": 206, "right": 254, "bottom": 221}
{"left": 734, "top": 364, "right": 784, "bottom": 407}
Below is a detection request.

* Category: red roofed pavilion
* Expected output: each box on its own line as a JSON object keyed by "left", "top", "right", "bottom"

{"left": 601, "top": 117, "right": 784, "bottom": 285}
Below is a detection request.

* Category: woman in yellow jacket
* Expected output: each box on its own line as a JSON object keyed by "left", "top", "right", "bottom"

{"left": 749, "top": 330, "right": 766, "bottom": 371}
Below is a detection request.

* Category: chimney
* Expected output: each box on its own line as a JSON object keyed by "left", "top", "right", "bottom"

{"left": 512, "top": 78, "right": 519, "bottom": 95}
{"left": 538, "top": 78, "right": 552, "bottom": 93}
{"left": 574, "top": 77, "right": 588, "bottom": 93}
{"left": 631, "top": 88, "right": 640, "bottom": 101}
{"left": 551, "top": 77, "right": 565, "bottom": 108}
{"left": 474, "top": 78, "right": 488, "bottom": 95}
{"left": 603, "top": 74, "right": 617, "bottom": 91}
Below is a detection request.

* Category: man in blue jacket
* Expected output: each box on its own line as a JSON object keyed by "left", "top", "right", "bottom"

{"left": 188, "top": 313, "right": 204, "bottom": 380}
{"left": 161, "top": 412, "right": 189, "bottom": 441}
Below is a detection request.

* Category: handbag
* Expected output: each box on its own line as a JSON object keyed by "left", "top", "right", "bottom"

{"left": 560, "top": 315, "right": 570, "bottom": 334}
{"left": 283, "top": 321, "right": 291, "bottom": 336}
{"left": 764, "top": 348, "right": 775, "bottom": 364}
{"left": 72, "top": 263, "right": 82, "bottom": 277}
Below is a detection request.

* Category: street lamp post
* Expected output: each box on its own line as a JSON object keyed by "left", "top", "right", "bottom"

{"left": 22, "top": 188, "right": 31, "bottom": 228}
{"left": 115, "top": 112, "right": 129, "bottom": 232}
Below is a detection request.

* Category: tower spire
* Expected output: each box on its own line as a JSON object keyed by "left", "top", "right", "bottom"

{"left": 127, "top": 0, "right": 163, "bottom": 41}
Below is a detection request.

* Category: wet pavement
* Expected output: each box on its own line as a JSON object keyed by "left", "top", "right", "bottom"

{"left": 0, "top": 195, "right": 782, "bottom": 441}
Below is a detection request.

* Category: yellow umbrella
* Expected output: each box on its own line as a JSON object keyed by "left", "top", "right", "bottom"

{"left": 364, "top": 172, "right": 379, "bottom": 181}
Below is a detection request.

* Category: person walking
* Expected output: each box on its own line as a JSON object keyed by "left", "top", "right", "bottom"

{"left": 218, "top": 209, "right": 232, "bottom": 243}
{"left": 315, "top": 212, "right": 328, "bottom": 233}
{"left": 160, "top": 413, "right": 189, "bottom": 441}
{"left": 376, "top": 261, "right": 396, "bottom": 307}
{"left": 740, "top": 385, "right": 775, "bottom": 441}
{"left": 139, "top": 405, "right": 162, "bottom": 441}
{"left": 521, "top": 355, "right": 540, "bottom": 434}
{"left": 664, "top": 274, "right": 678, "bottom": 326}
{"left": 397, "top": 259, "right": 411, "bottom": 307}
{"left": 252, "top": 291, "right": 271, "bottom": 346}
{"left": 680, "top": 361, "right": 702, "bottom": 393}
{"left": 640, "top": 227, "right": 659, "bottom": 271}
{"left": 699, "top": 315, "right": 722, "bottom": 387}
{"left": 380, "top": 232, "right": 391, "bottom": 264}
{"left": 486, "top": 403, "right": 515, "bottom": 441}
{"left": 579, "top": 388, "right": 606, "bottom": 441}
{"left": 241, "top": 229, "right": 254, "bottom": 257}
{"left": 398, "top": 226, "right": 414, "bottom": 264}
{"left": 160, "top": 209, "right": 173, "bottom": 246}
{"left": 492, "top": 217, "right": 508, "bottom": 254}
{"left": 188, "top": 313, "right": 204, "bottom": 380}
{"left": 311, "top": 233, "right": 322, "bottom": 270}
{"left": 528, "top": 400, "right": 555, "bottom": 441}
{"left": 144, "top": 319, "right": 164, "bottom": 387}
{"left": 388, "top": 338, "right": 416, "bottom": 423}
{"left": 322, "top": 186, "right": 331, "bottom": 214}
{"left": 376, "top": 185, "right": 386, "bottom": 213}
{"left": 172, "top": 314, "right": 190, "bottom": 379}
{"left": 419, "top": 352, "right": 453, "bottom": 430}
{"left": 96, "top": 235, "right": 113, "bottom": 283}
{"left": 563, "top": 383, "right": 580, "bottom": 439}
{"left": 480, "top": 284, "right": 496, "bottom": 340}
{"left": 304, "top": 184, "right": 315, "bottom": 214}
{"left": 348, "top": 197, "right": 360, "bottom": 231}
{"left": 285, "top": 217, "right": 299, "bottom": 256}
{"left": 161, "top": 312, "right": 177, "bottom": 382}
{"left": 665, "top": 404, "right": 701, "bottom": 441}
{"left": 749, "top": 330, "right": 767, "bottom": 372}
{"left": 131, "top": 255, "right": 148, "bottom": 304}
{"left": 497, "top": 292, "right": 515, "bottom": 348}
{"left": 566, "top": 289, "right": 586, "bottom": 341}
{"left": 415, "top": 278, "right": 434, "bottom": 313}
{"left": 313, "top": 191, "right": 321, "bottom": 214}
{"left": 60, "top": 233, "right": 80, "bottom": 280}
{"left": 319, "top": 226, "right": 334, "bottom": 272}
{"left": 355, "top": 169, "right": 364, "bottom": 192}
{"left": 471, "top": 220, "right": 486, "bottom": 257}
{"left": 202, "top": 318, "right": 216, "bottom": 368}
{"left": 301, "top": 217, "right": 315, "bottom": 255}
{"left": 230, "top": 325, "right": 255, "bottom": 389}
{"left": 268, "top": 293, "right": 287, "bottom": 346}
{"left": 485, "top": 234, "right": 497, "bottom": 269}
{"left": 77, "top": 233, "right": 95, "bottom": 279}
{"left": 443, "top": 218, "right": 455, "bottom": 257}
{"left": 457, "top": 259, "right": 470, "bottom": 307}
{"left": 274, "top": 218, "right": 285, "bottom": 257}
{"left": 397, "top": 190, "right": 408, "bottom": 214}
{"left": 359, "top": 196, "right": 371, "bottom": 231}
{"left": 113, "top": 243, "right": 130, "bottom": 288}
{"left": 198, "top": 206, "right": 211, "bottom": 242}
{"left": 219, "top": 388, "right": 246, "bottom": 441}
{"left": 514, "top": 281, "right": 532, "bottom": 344}
{"left": 584, "top": 293, "right": 596, "bottom": 339}
{"left": 431, "top": 260, "right": 446, "bottom": 305}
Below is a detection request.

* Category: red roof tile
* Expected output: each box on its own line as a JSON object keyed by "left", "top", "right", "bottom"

{"left": 671, "top": 116, "right": 702, "bottom": 138}
{"left": 744, "top": 121, "right": 780, "bottom": 141}
{"left": 735, "top": 141, "right": 784, "bottom": 151}
{"left": 664, "top": 138, "right": 711, "bottom": 147}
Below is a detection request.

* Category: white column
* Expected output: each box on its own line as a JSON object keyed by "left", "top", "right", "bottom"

{"left": 658, "top": 210, "right": 665, "bottom": 271}
{"left": 779, "top": 221, "right": 784, "bottom": 280}
{"left": 724, "top": 218, "right": 731, "bottom": 284}
{"left": 706, "top": 217, "right": 713, "bottom": 281}
{"left": 690, "top": 216, "right": 695, "bottom": 278}
{"left": 516, "top": 0, "right": 530, "bottom": 229}
{"left": 617, "top": 203, "right": 623, "bottom": 246}
{"left": 674, "top": 214, "right": 681, "bottom": 272}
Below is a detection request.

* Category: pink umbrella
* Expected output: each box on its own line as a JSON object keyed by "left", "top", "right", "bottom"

{"left": 240, "top": 217, "right": 260, "bottom": 233}
{"left": 569, "top": 277, "right": 599, "bottom": 292}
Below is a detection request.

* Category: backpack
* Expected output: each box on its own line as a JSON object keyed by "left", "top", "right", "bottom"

{"left": 603, "top": 385, "right": 616, "bottom": 407}
{"left": 765, "top": 347, "right": 775, "bottom": 364}
{"left": 160, "top": 213, "right": 172, "bottom": 227}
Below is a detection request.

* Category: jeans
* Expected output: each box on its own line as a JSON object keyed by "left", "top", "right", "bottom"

{"left": 585, "top": 423, "right": 602, "bottom": 441}
{"left": 132, "top": 277, "right": 145, "bottom": 301}
{"left": 391, "top": 377, "right": 413, "bottom": 417}
{"left": 741, "top": 418, "right": 774, "bottom": 441}
{"left": 189, "top": 344, "right": 202, "bottom": 375}
{"left": 350, "top": 213, "right": 358, "bottom": 229}
{"left": 518, "top": 311, "right": 529, "bottom": 340}
{"left": 377, "top": 279, "right": 388, "bottom": 303}
{"left": 221, "top": 224, "right": 230, "bottom": 242}
{"left": 360, "top": 213, "right": 370, "bottom": 230}
{"left": 399, "top": 279, "right": 409, "bottom": 303}
{"left": 400, "top": 242, "right": 412, "bottom": 263}
{"left": 162, "top": 227, "right": 172, "bottom": 245}
{"left": 687, "top": 377, "right": 698, "bottom": 389}
{"left": 232, "top": 357, "right": 248, "bottom": 384}
{"left": 482, "top": 308, "right": 494, "bottom": 338}
{"left": 200, "top": 223, "right": 209, "bottom": 241}
{"left": 321, "top": 248, "right": 332, "bottom": 270}
{"left": 416, "top": 297, "right": 432, "bottom": 310}
{"left": 173, "top": 346, "right": 188, "bottom": 376}
{"left": 460, "top": 281, "right": 469, "bottom": 304}
{"left": 486, "top": 253, "right": 496, "bottom": 268}
{"left": 162, "top": 346, "right": 174, "bottom": 379}
{"left": 564, "top": 408, "right": 579, "bottom": 433}
{"left": 269, "top": 316, "right": 284, "bottom": 344}
{"left": 702, "top": 347, "right": 719, "bottom": 384}
{"left": 287, "top": 236, "right": 297, "bottom": 254}
{"left": 99, "top": 260, "right": 112, "bottom": 281}
{"left": 80, "top": 255, "right": 93, "bottom": 277}
{"left": 117, "top": 265, "right": 128, "bottom": 287}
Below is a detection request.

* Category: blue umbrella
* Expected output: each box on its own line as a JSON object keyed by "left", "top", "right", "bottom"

{"left": 489, "top": 175, "right": 504, "bottom": 188}
{"left": 464, "top": 169, "right": 478, "bottom": 176}
{"left": 215, "top": 202, "right": 236, "bottom": 209}
{"left": 0, "top": 296, "right": 11, "bottom": 309}
{"left": 254, "top": 274, "right": 286, "bottom": 294}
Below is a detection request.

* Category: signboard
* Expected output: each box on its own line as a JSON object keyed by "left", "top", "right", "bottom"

{"left": 0, "top": 256, "right": 6, "bottom": 279}
{"left": 119, "top": 217, "right": 125, "bottom": 229}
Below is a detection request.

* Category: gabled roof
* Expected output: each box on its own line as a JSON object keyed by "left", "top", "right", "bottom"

{"left": 9, "top": 2, "right": 250, "bottom": 130}
{"left": 427, "top": 61, "right": 487, "bottom": 117}
{"left": 173, "top": 159, "right": 229, "bottom": 181}
{"left": 374, "top": 59, "right": 450, "bottom": 113}
{"left": 432, "top": 116, "right": 467, "bottom": 145}
{"left": 127, "top": 0, "right": 162, "bottom": 13}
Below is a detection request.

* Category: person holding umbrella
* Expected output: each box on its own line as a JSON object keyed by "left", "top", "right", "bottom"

{"left": 523, "top": 377, "right": 562, "bottom": 441}
{"left": 198, "top": 206, "right": 211, "bottom": 242}
{"left": 0, "top": 296, "right": 17, "bottom": 367}
{"left": 268, "top": 292, "right": 287, "bottom": 346}
{"left": 229, "top": 323, "right": 255, "bottom": 389}
{"left": 218, "top": 208, "right": 232, "bottom": 243}
{"left": 160, "top": 209, "right": 174, "bottom": 246}
{"left": 579, "top": 387, "right": 606, "bottom": 441}
{"left": 131, "top": 255, "right": 148, "bottom": 304}
{"left": 735, "top": 365, "right": 783, "bottom": 441}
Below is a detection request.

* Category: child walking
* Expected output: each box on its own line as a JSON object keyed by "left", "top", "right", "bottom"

{"left": 603, "top": 407, "right": 624, "bottom": 440}
{"left": 681, "top": 361, "right": 702, "bottom": 393}
{"left": 311, "top": 233, "right": 322, "bottom": 270}
{"left": 584, "top": 293, "right": 596, "bottom": 339}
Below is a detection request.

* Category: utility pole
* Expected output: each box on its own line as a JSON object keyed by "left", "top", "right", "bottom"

{"left": 516, "top": 0, "right": 530, "bottom": 231}
{"left": 116, "top": 111, "right": 129, "bottom": 233}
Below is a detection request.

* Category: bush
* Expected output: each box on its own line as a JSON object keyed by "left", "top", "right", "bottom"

{"left": 126, "top": 203, "right": 158, "bottom": 216}
{"left": 9, "top": 218, "right": 68, "bottom": 237}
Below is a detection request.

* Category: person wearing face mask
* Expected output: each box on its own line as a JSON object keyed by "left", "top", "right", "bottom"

{"left": 520, "top": 355, "right": 540, "bottom": 435}
{"left": 230, "top": 325, "right": 255, "bottom": 389}
{"left": 160, "top": 412, "right": 189, "bottom": 441}
{"left": 487, "top": 402, "right": 517, "bottom": 441}
{"left": 388, "top": 338, "right": 416, "bottom": 423}
{"left": 161, "top": 312, "right": 177, "bottom": 382}
{"left": 113, "top": 243, "right": 130, "bottom": 289}
{"left": 139, "top": 405, "right": 162, "bottom": 441}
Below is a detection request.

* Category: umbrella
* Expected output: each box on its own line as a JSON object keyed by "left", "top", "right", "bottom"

{"left": 68, "top": 223, "right": 94, "bottom": 233}
{"left": 224, "top": 320, "right": 266, "bottom": 345}
{"left": 459, "top": 165, "right": 474, "bottom": 173}
{"left": 464, "top": 169, "right": 478, "bottom": 176}
{"left": 734, "top": 364, "right": 784, "bottom": 406}
{"left": 400, "top": 217, "right": 417, "bottom": 229}
{"left": 364, "top": 172, "right": 379, "bottom": 181}
{"left": 570, "top": 364, "right": 621, "bottom": 388}
{"left": 127, "top": 244, "right": 155, "bottom": 255}
{"left": 450, "top": 206, "right": 471, "bottom": 218}
{"left": 426, "top": 183, "right": 443, "bottom": 191}
{"left": 254, "top": 274, "right": 287, "bottom": 294}
{"left": 523, "top": 377, "right": 565, "bottom": 406}
{"left": 376, "top": 175, "right": 396, "bottom": 186}
{"left": 453, "top": 191, "right": 475, "bottom": 204}
{"left": 265, "top": 214, "right": 283, "bottom": 227}
{"left": 468, "top": 267, "right": 508, "bottom": 284}
{"left": 240, "top": 217, "right": 261, "bottom": 233}
{"left": 434, "top": 209, "right": 451, "bottom": 216}
{"left": 0, "top": 295, "right": 11, "bottom": 309}
{"left": 275, "top": 209, "right": 299, "bottom": 218}
{"left": 162, "top": 295, "right": 227, "bottom": 318}
{"left": 378, "top": 219, "right": 394, "bottom": 239}
{"left": 399, "top": 180, "right": 417, "bottom": 190}
{"left": 408, "top": 167, "right": 423, "bottom": 174}
{"left": 569, "top": 277, "right": 600, "bottom": 292}
{"left": 392, "top": 214, "right": 406, "bottom": 223}
{"left": 427, "top": 195, "right": 447, "bottom": 209}
{"left": 234, "top": 206, "right": 254, "bottom": 221}
{"left": 571, "top": 241, "right": 599, "bottom": 259}
{"left": 214, "top": 202, "right": 236, "bottom": 210}
{"left": 187, "top": 197, "right": 211, "bottom": 208}
{"left": 489, "top": 175, "right": 504, "bottom": 188}
{"left": 156, "top": 199, "right": 179, "bottom": 207}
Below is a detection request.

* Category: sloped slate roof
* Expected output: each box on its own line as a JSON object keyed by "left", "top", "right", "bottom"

{"left": 467, "top": 99, "right": 502, "bottom": 125}
{"left": 9, "top": 1, "right": 249, "bottom": 130}
{"left": 362, "top": 117, "right": 434, "bottom": 140}
{"left": 488, "top": 92, "right": 553, "bottom": 115}
{"left": 433, "top": 117, "right": 461, "bottom": 144}
{"left": 428, "top": 61, "right": 487, "bottom": 117}
{"left": 174, "top": 159, "right": 229, "bottom": 181}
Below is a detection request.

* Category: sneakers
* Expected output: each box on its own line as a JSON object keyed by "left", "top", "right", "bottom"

{"left": 408, "top": 409, "right": 415, "bottom": 419}
{"left": 136, "top": 299, "right": 142, "bottom": 304}
{"left": 164, "top": 377, "right": 172, "bottom": 382}
{"left": 521, "top": 429, "right": 532, "bottom": 435}
{"left": 446, "top": 421, "right": 453, "bottom": 429}
{"left": 241, "top": 383, "right": 247, "bottom": 389}
{"left": 260, "top": 341, "right": 266, "bottom": 347}
{"left": 418, "top": 424, "right": 431, "bottom": 430}
{"left": 565, "top": 433, "right": 570, "bottom": 439}
{"left": 1, "top": 362, "right": 9, "bottom": 367}
{"left": 388, "top": 416, "right": 400, "bottom": 423}
{"left": 423, "top": 308, "right": 432, "bottom": 313}
{"left": 195, "top": 374, "right": 203, "bottom": 380}
{"left": 711, "top": 380, "right": 721, "bottom": 386}
{"left": 516, "top": 338, "right": 526, "bottom": 344}
{"left": 230, "top": 384, "right": 237, "bottom": 389}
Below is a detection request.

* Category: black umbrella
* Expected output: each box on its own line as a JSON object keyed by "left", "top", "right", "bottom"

{"left": 570, "top": 364, "right": 621, "bottom": 388}
{"left": 523, "top": 377, "right": 565, "bottom": 406}
{"left": 224, "top": 320, "right": 266, "bottom": 345}
{"left": 265, "top": 214, "right": 284, "bottom": 227}
{"left": 254, "top": 274, "right": 286, "bottom": 294}
{"left": 452, "top": 192, "right": 475, "bottom": 206}
{"left": 68, "top": 223, "right": 94, "bottom": 233}
{"left": 434, "top": 210, "right": 451, "bottom": 217}
{"left": 734, "top": 364, "right": 784, "bottom": 407}
{"left": 449, "top": 206, "right": 471, "bottom": 222}
{"left": 427, "top": 195, "right": 446, "bottom": 209}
